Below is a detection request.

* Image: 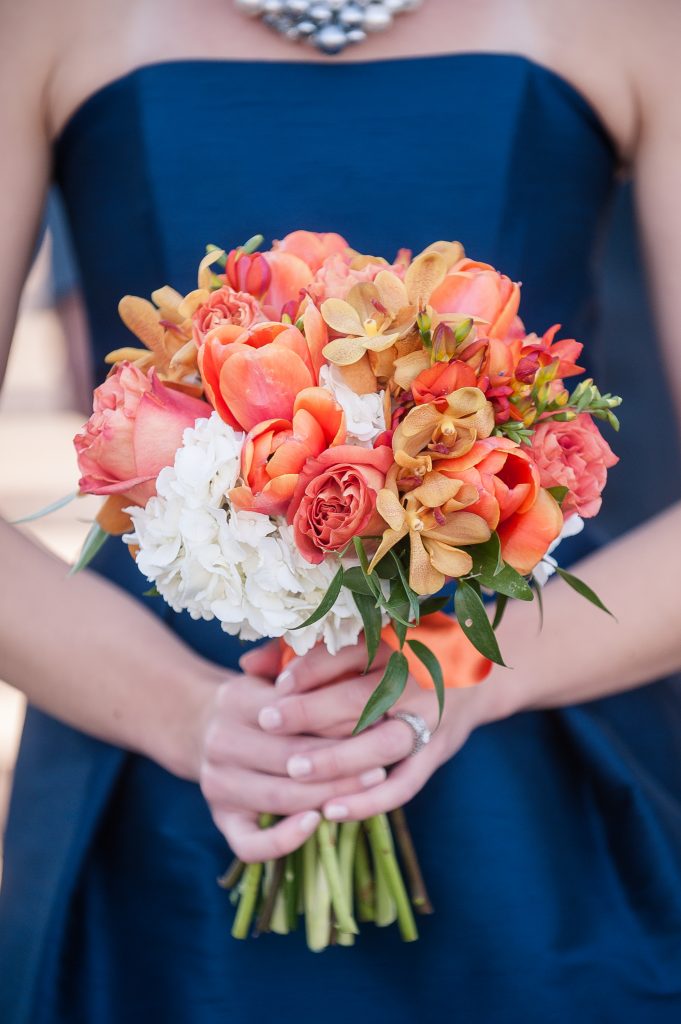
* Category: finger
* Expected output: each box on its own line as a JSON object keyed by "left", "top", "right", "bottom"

{"left": 258, "top": 672, "right": 385, "bottom": 736}
{"left": 239, "top": 640, "right": 282, "bottom": 679}
{"left": 285, "top": 718, "right": 414, "bottom": 782}
{"left": 200, "top": 763, "right": 387, "bottom": 817}
{"left": 274, "top": 641, "right": 391, "bottom": 695}
{"left": 203, "top": 723, "right": 334, "bottom": 776}
{"left": 321, "top": 754, "right": 435, "bottom": 822}
{"left": 214, "top": 809, "right": 321, "bottom": 863}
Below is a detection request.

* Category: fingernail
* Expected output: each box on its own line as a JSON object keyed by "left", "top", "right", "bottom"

{"left": 258, "top": 706, "right": 282, "bottom": 731}
{"left": 324, "top": 803, "right": 348, "bottom": 821}
{"left": 287, "top": 755, "right": 312, "bottom": 778}
{"left": 275, "top": 669, "right": 295, "bottom": 694}
{"left": 299, "top": 810, "right": 321, "bottom": 833}
{"left": 360, "top": 767, "right": 386, "bottom": 788}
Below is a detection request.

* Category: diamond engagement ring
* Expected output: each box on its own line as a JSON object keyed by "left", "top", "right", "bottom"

{"left": 392, "top": 711, "right": 431, "bottom": 756}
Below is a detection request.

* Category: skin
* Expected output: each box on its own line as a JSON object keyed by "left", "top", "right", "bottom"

{"left": 1, "top": 0, "right": 681, "bottom": 862}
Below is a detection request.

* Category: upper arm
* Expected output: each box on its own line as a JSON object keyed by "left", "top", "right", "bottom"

{"left": 0, "top": 4, "right": 57, "bottom": 386}
{"left": 630, "top": 4, "right": 681, "bottom": 432}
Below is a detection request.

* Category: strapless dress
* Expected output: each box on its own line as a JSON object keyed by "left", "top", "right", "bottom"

{"left": 2, "top": 53, "right": 681, "bottom": 1024}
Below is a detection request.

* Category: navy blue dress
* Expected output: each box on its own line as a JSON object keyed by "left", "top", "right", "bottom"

{"left": 3, "top": 54, "right": 681, "bottom": 1023}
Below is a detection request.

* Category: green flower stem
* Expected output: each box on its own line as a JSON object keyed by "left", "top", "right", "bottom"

{"left": 336, "top": 821, "right": 360, "bottom": 946}
{"left": 367, "top": 814, "right": 419, "bottom": 942}
{"left": 231, "top": 813, "right": 273, "bottom": 940}
{"left": 217, "top": 856, "right": 244, "bottom": 890}
{"left": 284, "top": 853, "right": 299, "bottom": 932}
{"left": 317, "top": 820, "right": 359, "bottom": 937}
{"left": 303, "top": 832, "right": 331, "bottom": 952}
{"left": 373, "top": 845, "right": 397, "bottom": 927}
{"left": 254, "top": 857, "right": 287, "bottom": 936}
{"left": 231, "top": 861, "right": 264, "bottom": 940}
{"left": 354, "top": 826, "right": 375, "bottom": 922}
{"left": 270, "top": 884, "right": 290, "bottom": 935}
{"left": 389, "top": 807, "right": 433, "bottom": 914}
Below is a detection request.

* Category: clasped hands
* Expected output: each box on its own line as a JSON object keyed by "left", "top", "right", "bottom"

{"left": 199, "top": 639, "right": 488, "bottom": 863}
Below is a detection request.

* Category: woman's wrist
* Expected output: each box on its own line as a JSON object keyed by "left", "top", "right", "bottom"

{"left": 148, "top": 657, "right": 227, "bottom": 782}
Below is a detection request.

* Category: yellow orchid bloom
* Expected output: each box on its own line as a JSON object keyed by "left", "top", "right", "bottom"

{"left": 393, "top": 387, "right": 495, "bottom": 461}
{"left": 368, "top": 466, "right": 491, "bottom": 596}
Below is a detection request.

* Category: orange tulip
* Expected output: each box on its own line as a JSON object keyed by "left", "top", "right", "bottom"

{"left": 436, "top": 436, "right": 563, "bottom": 573}
{"left": 197, "top": 321, "right": 318, "bottom": 431}
{"left": 429, "top": 258, "right": 521, "bottom": 341}
{"left": 230, "top": 388, "right": 346, "bottom": 515}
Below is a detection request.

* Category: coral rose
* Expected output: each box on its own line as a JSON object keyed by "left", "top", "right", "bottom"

{"left": 74, "top": 362, "right": 211, "bottom": 507}
{"left": 530, "top": 413, "right": 618, "bottom": 518}
{"left": 436, "top": 436, "right": 563, "bottom": 574}
{"left": 230, "top": 388, "right": 346, "bottom": 516}
{"left": 429, "top": 258, "right": 521, "bottom": 340}
{"left": 192, "top": 286, "right": 265, "bottom": 346}
{"left": 288, "top": 445, "right": 394, "bottom": 564}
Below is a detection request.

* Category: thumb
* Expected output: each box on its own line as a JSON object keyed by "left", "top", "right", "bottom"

{"left": 238, "top": 640, "right": 283, "bottom": 679}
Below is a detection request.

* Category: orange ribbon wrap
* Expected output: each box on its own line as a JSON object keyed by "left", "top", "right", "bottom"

{"left": 279, "top": 611, "right": 491, "bottom": 689}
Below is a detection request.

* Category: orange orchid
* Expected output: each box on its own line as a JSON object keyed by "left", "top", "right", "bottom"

{"left": 229, "top": 388, "right": 346, "bottom": 516}
{"left": 393, "top": 387, "right": 495, "bottom": 461}
{"left": 368, "top": 466, "right": 491, "bottom": 595}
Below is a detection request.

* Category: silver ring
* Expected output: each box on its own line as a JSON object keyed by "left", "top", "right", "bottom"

{"left": 392, "top": 711, "right": 431, "bottom": 756}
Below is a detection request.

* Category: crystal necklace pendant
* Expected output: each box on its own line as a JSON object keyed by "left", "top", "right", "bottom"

{"left": 234, "top": 0, "right": 424, "bottom": 56}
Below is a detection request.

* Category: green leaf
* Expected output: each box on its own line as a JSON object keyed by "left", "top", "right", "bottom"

{"left": 467, "top": 533, "right": 503, "bottom": 578}
{"left": 547, "top": 485, "right": 569, "bottom": 507}
{"left": 492, "top": 592, "right": 509, "bottom": 631}
{"left": 353, "top": 651, "right": 409, "bottom": 734}
{"left": 293, "top": 565, "right": 344, "bottom": 629}
{"left": 205, "top": 243, "right": 227, "bottom": 268}
{"left": 383, "top": 579, "right": 413, "bottom": 628}
{"left": 387, "top": 550, "right": 420, "bottom": 623}
{"left": 352, "top": 591, "right": 383, "bottom": 670}
{"left": 373, "top": 557, "right": 399, "bottom": 580}
{"left": 483, "top": 562, "right": 534, "bottom": 601}
{"left": 454, "top": 579, "right": 507, "bottom": 666}
{"left": 352, "top": 538, "right": 382, "bottom": 601}
{"left": 391, "top": 615, "right": 408, "bottom": 647}
{"left": 418, "top": 595, "right": 450, "bottom": 617}
{"left": 12, "top": 491, "right": 78, "bottom": 525}
{"left": 554, "top": 567, "right": 615, "bottom": 617}
{"left": 407, "top": 639, "right": 445, "bottom": 723}
{"left": 143, "top": 586, "right": 160, "bottom": 598}
{"left": 69, "top": 522, "right": 109, "bottom": 575}
{"left": 343, "top": 566, "right": 375, "bottom": 596}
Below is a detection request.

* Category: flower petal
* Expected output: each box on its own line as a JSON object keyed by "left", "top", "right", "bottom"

{"left": 410, "top": 471, "right": 464, "bottom": 508}
{"left": 376, "top": 488, "right": 406, "bottom": 532}
{"left": 374, "top": 271, "right": 409, "bottom": 317}
{"left": 368, "top": 524, "right": 408, "bottom": 573}
{"left": 408, "top": 532, "right": 446, "bottom": 596}
{"left": 323, "top": 337, "right": 368, "bottom": 366}
{"left": 404, "top": 252, "right": 448, "bottom": 305}
{"left": 423, "top": 510, "right": 491, "bottom": 546}
{"left": 423, "top": 539, "right": 473, "bottom": 579}
{"left": 321, "top": 297, "right": 364, "bottom": 336}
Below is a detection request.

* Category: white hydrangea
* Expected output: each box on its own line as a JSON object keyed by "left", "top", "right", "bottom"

{"left": 319, "top": 363, "right": 386, "bottom": 447}
{"left": 125, "top": 412, "right": 367, "bottom": 656}
{"left": 532, "top": 514, "right": 585, "bottom": 586}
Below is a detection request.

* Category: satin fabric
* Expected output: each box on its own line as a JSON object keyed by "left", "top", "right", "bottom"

{"left": 2, "top": 54, "right": 681, "bottom": 1022}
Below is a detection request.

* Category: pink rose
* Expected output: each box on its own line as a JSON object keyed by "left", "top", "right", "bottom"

{"left": 288, "top": 445, "right": 394, "bottom": 563}
{"left": 530, "top": 413, "right": 618, "bottom": 518}
{"left": 192, "top": 286, "right": 265, "bottom": 346}
{"left": 75, "top": 362, "right": 212, "bottom": 507}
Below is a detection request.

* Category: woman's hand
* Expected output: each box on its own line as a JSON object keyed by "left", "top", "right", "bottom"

{"left": 198, "top": 642, "right": 389, "bottom": 862}
{"left": 250, "top": 641, "right": 493, "bottom": 824}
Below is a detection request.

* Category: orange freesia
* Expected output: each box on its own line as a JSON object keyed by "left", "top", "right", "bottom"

{"left": 436, "top": 436, "right": 563, "bottom": 573}
{"left": 230, "top": 388, "right": 346, "bottom": 515}
{"left": 197, "top": 322, "right": 317, "bottom": 431}
{"left": 411, "top": 360, "right": 478, "bottom": 406}
{"left": 429, "top": 258, "right": 521, "bottom": 340}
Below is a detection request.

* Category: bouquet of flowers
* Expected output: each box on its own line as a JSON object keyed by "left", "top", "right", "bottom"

{"left": 62, "top": 230, "right": 621, "bottom": 949}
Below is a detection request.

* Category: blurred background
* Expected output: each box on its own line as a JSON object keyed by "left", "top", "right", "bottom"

{"left": 1, "top": 182, "right": 680, "bottom": 871}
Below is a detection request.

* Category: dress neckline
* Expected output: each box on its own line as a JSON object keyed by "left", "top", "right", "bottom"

{"left": 52, "top": 51, "right": 618, "bottom": 159}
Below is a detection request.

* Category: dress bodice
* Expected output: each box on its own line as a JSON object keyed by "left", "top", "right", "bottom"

{"left": 53, "top": 54, "right": 616, "bottom": 377}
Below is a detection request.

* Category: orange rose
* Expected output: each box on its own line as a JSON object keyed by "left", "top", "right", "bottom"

{"left": 429, "top": 258, "right": 521, "bottom": 340}
{"left": 411, "top": 360, "right": 478, "bottom": 406}
{"left": 229, "top": 389, "right": 346, "bottom": 516}
{"left": 288, "top": 445, "right": 394, "bottom": 564}
{"left": 436, "top": 436, "right": 562, "bottom": 574}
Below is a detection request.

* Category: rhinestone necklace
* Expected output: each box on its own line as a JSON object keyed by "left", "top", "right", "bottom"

{"left": 235, "top": 0, "right": 424, "bottom": 55}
